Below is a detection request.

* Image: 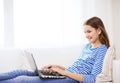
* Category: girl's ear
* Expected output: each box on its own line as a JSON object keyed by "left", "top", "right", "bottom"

{"left": 97, "top": 28, "right": 101, "bottom": 35}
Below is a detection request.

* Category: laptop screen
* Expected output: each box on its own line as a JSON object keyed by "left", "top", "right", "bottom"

{"left": 25, "top": 51, "right": 39, "bottom": 74}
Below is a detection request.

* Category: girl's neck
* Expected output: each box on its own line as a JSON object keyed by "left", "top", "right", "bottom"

{"left": 91, "top": 41, "right": 102, "bottom": 48}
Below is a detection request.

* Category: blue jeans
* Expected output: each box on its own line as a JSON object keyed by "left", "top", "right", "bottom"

{"left": 0, "top": 70, "right": 79, "bottom": 83}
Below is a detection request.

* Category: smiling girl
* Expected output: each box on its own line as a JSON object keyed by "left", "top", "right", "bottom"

{"left": 0, "top": 17, "right": 110, "bottom": 83}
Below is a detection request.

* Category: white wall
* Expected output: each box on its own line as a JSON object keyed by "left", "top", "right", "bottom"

{"left": 1, "top": 0, "right": 120, "bottom": 59}
{"left": 0, "top": 0, "right": 4, "bottom": 47}
{"left": 4, "top": 0, "right": 14, "bottom": 47}
{"left": 13, "top": 0, "right": 87, "bottom": 48}
{"left": 111, "top": 0, "right": 120, "bottom": 59}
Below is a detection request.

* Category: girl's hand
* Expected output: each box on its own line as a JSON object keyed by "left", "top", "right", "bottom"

{"left": 41, "top": 64, "right": 52, "bottom": 70}
{"left": 50, "top": 67, "right": 67, "bottom": 76}
{"left": 41, "top": 64, "right": 65, "bottom": 71}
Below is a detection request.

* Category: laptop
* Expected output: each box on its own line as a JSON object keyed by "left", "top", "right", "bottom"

{"left": 25, "top": 51, "right": 66, "bottom": 79}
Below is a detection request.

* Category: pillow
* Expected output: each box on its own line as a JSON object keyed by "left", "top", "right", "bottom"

{"left": 96, "top": 46, "right": 115, "bottom": 83}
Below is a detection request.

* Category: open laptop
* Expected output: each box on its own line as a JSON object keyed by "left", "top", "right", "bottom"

{"left": 25, "top": 51, "right": 66, "bottom": 79}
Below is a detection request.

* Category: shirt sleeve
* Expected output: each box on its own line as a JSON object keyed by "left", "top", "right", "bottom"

{"left": 83, "top": 47, "right": 107, "bottom": 83}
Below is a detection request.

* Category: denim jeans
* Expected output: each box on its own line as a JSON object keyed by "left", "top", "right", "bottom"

{"left": 0, "top": 70, "right": 79, "bottom": 83}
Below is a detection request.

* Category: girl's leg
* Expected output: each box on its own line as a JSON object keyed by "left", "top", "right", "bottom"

{"left": 0, "top": 76, "right": 79, "bottom": 83}
{"left": 0, "top": 70, "right": 36, "bottom": 81}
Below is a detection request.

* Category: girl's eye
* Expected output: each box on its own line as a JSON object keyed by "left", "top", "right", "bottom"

{"left": 84, "top": 30, "right": 91, "bottom": 33}
{"left": 87, "top": 30, "right": 91, "bottom": 33}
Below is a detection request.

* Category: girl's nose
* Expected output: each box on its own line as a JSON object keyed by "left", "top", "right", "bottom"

{"left": 85, "top": 34, "right": 89, "bottom": 39}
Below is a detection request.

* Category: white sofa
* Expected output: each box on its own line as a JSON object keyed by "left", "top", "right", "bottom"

{"left": 0, "top": 45, "right": 119, "bottom": 83}
{"left": 0, "top": 45, "right": 84, "bottom": 73}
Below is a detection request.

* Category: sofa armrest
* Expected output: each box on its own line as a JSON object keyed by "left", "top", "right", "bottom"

{"left": 113, "top": 60, "right": 120, "bottom": 83}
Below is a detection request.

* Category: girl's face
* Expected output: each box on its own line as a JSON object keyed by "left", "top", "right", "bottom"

{"left": 84, "top": 25, "right": 101, "bottom": 44}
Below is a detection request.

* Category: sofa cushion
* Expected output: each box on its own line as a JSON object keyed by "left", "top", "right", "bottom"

{"left": 96, "top": 46, "right": 115, "bottom": 83}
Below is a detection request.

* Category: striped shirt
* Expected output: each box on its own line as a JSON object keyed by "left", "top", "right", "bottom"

{"left": 66, "top": 44, "right": 107, "bottom": 83}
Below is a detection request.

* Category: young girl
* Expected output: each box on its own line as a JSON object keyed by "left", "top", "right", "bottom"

{"left": 0, "top": 16, "right": 110, "bottom": 83}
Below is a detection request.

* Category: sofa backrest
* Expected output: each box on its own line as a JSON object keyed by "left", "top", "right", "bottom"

{"left": 24, "top": 45, "right": 84, "bottom": 69}
{"left": 0, "top": 48, "right": 25, "bottom": 73}
{"left": 0, "top": 45, "right": 85, "bottom": 73}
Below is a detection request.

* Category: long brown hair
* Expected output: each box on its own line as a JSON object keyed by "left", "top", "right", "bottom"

{"left": 84, "top": 16, "right": 110, "bottom": 48}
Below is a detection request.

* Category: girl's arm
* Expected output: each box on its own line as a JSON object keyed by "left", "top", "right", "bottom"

{"left": 51, "top": 67, "right": 83, "bottom": 83}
